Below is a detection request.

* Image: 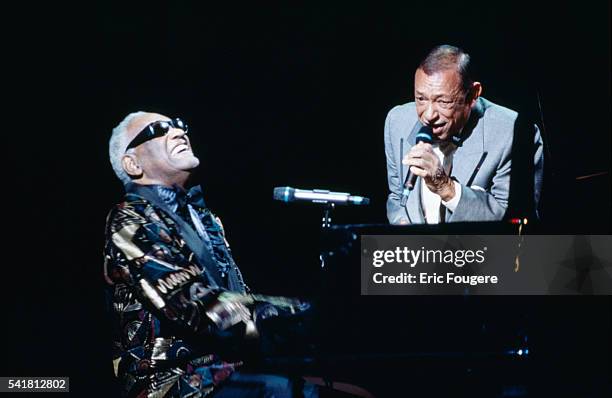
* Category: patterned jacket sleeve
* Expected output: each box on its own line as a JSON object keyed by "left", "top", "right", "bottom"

{"left": 104, "top": 199, "right": 225, "bottom": 338}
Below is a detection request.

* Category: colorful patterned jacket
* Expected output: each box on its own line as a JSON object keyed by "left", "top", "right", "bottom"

{"left": 104, "top": 183, "right": 249, "bottom": 397}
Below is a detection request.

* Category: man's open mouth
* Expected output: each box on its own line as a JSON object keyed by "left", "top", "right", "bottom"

{"left": 172, "top": 144, "right": 190, "bottom": 155}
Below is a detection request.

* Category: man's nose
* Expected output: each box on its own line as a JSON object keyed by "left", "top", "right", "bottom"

{"left": 168, "top": 127, "right": 187, "bottom": 139}
{"left": 423, "top": 101, "right": 438, "bottom": 122}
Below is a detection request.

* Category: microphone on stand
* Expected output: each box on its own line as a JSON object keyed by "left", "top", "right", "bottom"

{"left": 273, "top": 187, "right": 370, "bottom": 206}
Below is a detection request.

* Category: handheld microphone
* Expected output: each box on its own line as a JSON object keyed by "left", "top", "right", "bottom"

{"left": 273, "top": 187, "right": 370, "bottom": 205}
{"left": 400, "top": 124, "right": 433, "bottom": 206}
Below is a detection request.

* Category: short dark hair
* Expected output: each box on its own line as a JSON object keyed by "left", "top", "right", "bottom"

{"left": 419, "top": 45, "right": 473, "bottom": 92}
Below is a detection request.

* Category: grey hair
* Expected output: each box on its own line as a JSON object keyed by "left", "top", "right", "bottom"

{"left": 419, "top": 45, "right": 473, "bottom": 92}
{"left": 109, "top": 111, "right": 147, "bottom": 186}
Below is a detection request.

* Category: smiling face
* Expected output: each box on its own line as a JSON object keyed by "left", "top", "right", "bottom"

{"left": 122, "top": 112, "right": 200, "bottom": 187}
{"left": 414, "top": 68, "right": 480, "bottom": 142}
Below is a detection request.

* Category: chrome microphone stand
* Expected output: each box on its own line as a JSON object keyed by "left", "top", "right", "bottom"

{"left": 319, "top": 203, "right": 335, "bottom": 267}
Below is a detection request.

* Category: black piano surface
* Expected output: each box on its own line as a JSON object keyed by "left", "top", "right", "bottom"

{"left": 254, "top": 222, "right": 611, "bottom": 397}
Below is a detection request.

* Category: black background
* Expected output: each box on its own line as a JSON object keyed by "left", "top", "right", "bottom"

{"left": 2, "top": 1, "right": 610, "bottom": 396}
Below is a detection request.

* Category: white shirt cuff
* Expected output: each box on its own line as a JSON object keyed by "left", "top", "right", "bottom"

{"left": 441, "top": 181, "right": 461, "bottom": 212}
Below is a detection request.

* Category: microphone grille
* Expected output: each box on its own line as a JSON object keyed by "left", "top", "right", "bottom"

{"left": 416, "top": 125, "right": 433, "bottom": 144}
{"left": 273, "top": 186, "right": 295, "bottom": 202}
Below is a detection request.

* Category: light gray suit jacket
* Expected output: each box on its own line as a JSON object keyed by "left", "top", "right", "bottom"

{"left": 385, "top": 97, "right": 543, "bottom": 224}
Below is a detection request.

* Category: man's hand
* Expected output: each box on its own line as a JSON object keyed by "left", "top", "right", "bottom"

{"left": 402, "top": 142, "right": 455, "bottom": 202}
{"left": 205, "top": 292, "right": 259, "bottom": 338}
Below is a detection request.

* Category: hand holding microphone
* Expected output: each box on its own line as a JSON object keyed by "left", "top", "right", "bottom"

{"left": 402, "top": 126, "right": 434, "bottom": 191}
{"left": 401, "top": 127, "right": 455, "bottom": 204}
{"left": 399, "top": 125, "right": 433, "bottom": 205}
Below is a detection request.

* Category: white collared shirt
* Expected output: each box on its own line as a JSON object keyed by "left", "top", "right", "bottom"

{"left": 420, "top": 143, "right": 462, "bottom": 224}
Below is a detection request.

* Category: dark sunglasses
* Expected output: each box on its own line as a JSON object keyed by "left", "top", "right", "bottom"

{"left": 125, "top": 118, "right": 189, "bottom": 151}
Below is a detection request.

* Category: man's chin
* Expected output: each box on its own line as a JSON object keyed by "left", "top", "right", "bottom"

{"left": 174, "top": 157, "right": 200, "bottom": 170}
{"left": 188, "top": 158, "right": 200, "bottom": 169}
{"left": 432, "top": 133, "right": 450, "bottom": 143}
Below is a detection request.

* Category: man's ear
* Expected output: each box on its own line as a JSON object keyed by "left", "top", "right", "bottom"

{"left": 122, "top": 154, "right": 142, "bottom": 178}
{"left": 469, "top": 81, "right": 483, "bottom": 106}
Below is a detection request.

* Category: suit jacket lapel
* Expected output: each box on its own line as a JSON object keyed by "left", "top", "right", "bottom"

{"left": 451, "top": 125, "right": 484, "bottom": 185}
{"left": 406, "top": 177, "right": 425, "bottom": 223}
{"left": 450, "top": 100, "right": 486, "bottom": 186}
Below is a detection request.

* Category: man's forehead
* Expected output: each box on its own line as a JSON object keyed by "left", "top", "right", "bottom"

{"left": 127, "top": 113, "right": 170, "bottom": 138}
{"left": 415, "top": 68, "right": 462, "bottom": 93}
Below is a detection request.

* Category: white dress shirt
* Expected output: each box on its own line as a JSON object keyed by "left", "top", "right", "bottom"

{"left": 420, "top": 143, "right": 462, "bottom": 224}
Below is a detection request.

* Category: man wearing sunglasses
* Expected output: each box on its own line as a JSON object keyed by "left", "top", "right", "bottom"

{"left": 385, "top": 45, "right": 544, "bottom": 225}
{"left": 105, "top": 112, "right": 317, "bottom": 397}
